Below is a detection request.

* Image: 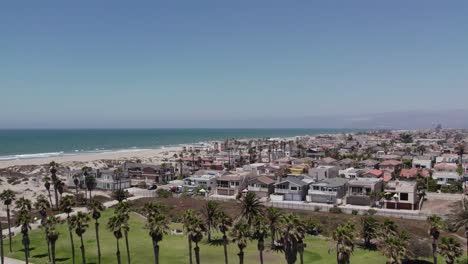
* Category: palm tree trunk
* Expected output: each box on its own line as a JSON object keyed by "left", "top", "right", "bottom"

{"left": 6, "top": 207, "right": 12, "bottom": 253}
{"left": 80, "top": 235, "right": 86, "bottom": 264}
{"left": 54, "top": 187, "right": 59, "bottom": 210}
{"left": 194, "top": 243, "right": 200, "bottom": 264}
{"left": 68, "top": 217, "right": 76, "bottom": 264}
{"left": 298, "top": 242, "right": 304, "bottom": 264}
{"left": 124, "top": 231, "right": 130, "bottom": 264}
{"left": 188, "top": 236, "right": 193, "bottom": 264}
{"left": 51, "top": 241, "right": 57, "bottom": 264}
{"left": 46, "top": 231, "right": 51, "bottom": 263}
{"left": 238, "top": 248, "right": 244, "bottom": 264}
{"left": 95, "top": 220, "right": 101, "bottom": 264}
{"left": 207, "top": 224, "right": 211, "bottom": 242}
{"left": 222, "top": 234, "right": 228, "bottom": 264}
{"left": 258, "top": 238, "right": 264, "bottom": 264}
{"left": 22, "top": 233, "right": 29, "bottom": 264}
{"left": 270, "top": 226, "right": 275, "bottom": 249}
{"left": 152, "top": 239, "right": 159, "bottom": 264}
{"left": 465, "top": 227, "right": 468, "bottom": 261}
{"left": 47, "top": 190, "right": 54, "bottom": 209}
{"left": 432, "top": 238, "right": 437, "bottom": 264}
{"left": 116, "top": 238, "right": 122, "bottom": 264}
{"left": 0, "top": 221, "right": 4, "bottom": 264}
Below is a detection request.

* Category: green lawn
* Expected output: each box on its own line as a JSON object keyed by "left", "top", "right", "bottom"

{"left": 5, "top": 210, "right": 397, "bottom": 264}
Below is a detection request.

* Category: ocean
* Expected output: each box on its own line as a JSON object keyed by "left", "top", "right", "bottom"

{"left": 0, "top": 129, "right": 358, "bottom": 160}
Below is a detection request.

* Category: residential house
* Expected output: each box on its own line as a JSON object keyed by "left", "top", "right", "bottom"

{"left": 308, "top": 165, "right": 339, "bottom": 181}
{"left": 215, "top": 172, "right": 253, "bottom": 196}
{"left": 412, "top": 156, "right": 433, "bottom": 169}
{"left": 183, "top": 170, "right": 223, "bottom": 192}
{"left": 379, "top": 160, "right": 403, "bottom": 174}
{"left": 432, "top": 171, "right": 461, "bottom": 186}
{"left": 306, "top": 178, "right": 348, "bottom": 204}
{"left": 399, "top": 168, "right": 430, "bottom": 180}
{"left": 362, "top": 169, "right": 384, "bottom": 179}
{"left": 246, "top": 176, "right": 276, "bottom": 198}
{"left": 270, "top": 176, "right": 309, "bottom": 201}
{"left": 339, "top": 168, "right": 363, "bottom": 179}
{"left": 383, "top": 181, "right": 419, "bottom": 210}
{"left": 359, "top": 159, "right": 380, "bottom": 170}
{"left": 346, "top": 178, "right": 384, "bottom": 206}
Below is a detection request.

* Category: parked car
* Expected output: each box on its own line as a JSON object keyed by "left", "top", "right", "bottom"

{"left": 147, "top": 184, "right": 158, "bottom": 190}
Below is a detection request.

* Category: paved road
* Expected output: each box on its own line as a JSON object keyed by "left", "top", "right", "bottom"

{"left": 4, "top": 256, "right": 29, "bottom": 264}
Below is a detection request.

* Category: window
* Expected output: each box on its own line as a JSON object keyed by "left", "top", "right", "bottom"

{"left": 291, "top": 186, "right": 298, "bottom": 191}
{"left": 313, "top": 186, "right": 319, "bottom": 190}
{"left": 400, "top": 193, "right": 409, "bottom": 201}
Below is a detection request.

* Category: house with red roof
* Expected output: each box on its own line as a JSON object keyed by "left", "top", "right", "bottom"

{"left": 399, "top": 168, "right": 430, "bottom": 179}
{"left": 379, "top": 160, "right": 403, "bottom": 173}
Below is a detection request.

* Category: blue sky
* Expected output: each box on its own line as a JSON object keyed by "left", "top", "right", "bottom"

{"left": 1, "top": 1, "right": 467, "bottom": 128}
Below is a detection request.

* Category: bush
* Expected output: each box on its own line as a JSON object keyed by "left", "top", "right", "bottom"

{"left": 314, "top": 206, "right": 321, "bottom": 212}
{"left": 367, "top": 209, "right": 377, "bottom": 216}
{"left": 329, "top": 206, "right": 342, "bottom": 214}
{"left": 351, "top": 210, "right": 359, "bottom": 215}
{"left": 137, "top": 181, "right": 147, "bottom": 189}
{"left": 156, "top": 189, "right": 172, "bottom": 198}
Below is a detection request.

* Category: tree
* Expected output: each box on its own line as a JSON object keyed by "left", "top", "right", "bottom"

{"left": 456, "top": 143, "right": 465, "bottom": 164}
{"left": 447, "top": 198, "right": 468, "bottom": 260}
{"left": 230, "top": 219, "right": 250, "bottom": 264}
{"left": 379, "top": 231, "right": 411, "bottom": 264}
{"left": 44, "top": 216, "right": 61, "bottom": 264}
{"left": 239, "top": 192, "right": 263, "bottom": 225}
{"left": 332, "top": 222, "right": 355, "bottom": 264}
{"left": 361, "top": 214, "right": 379, "bottom": 248}
{"left": 0, "top": 220, "right": 4, "bottom": 264}
{"left": 16, "top": 206, "right": 32, "bottom": 264}
{"left": 182, "top": 210, "right": 198, "bottom": 264}
{"left": 252, "top": 215, "right": 269, "bottom": 264}
{"left": 439, "top": 237, "right": 463, "bottom": 264}
{"left": 116, "top": 202, "right": 131, "bottom": 264}
{"left": 60, "top": 195, "right": 76, "bottom": 264}
{"left": 73, "top": 173, "right": 81, "bottom": 196}
{"left": 85, "top": 174, "right": 96, "bottom": 201}
{"left": 88, "top": 200, "right": 104, "bottom": 264}
{"left": 188, "top": 213, "right": 206, "bottom": 264}
{"left": 427, "top": 215, "right": 444, "bottom": 264}
{"left": 202, "top": 201, "right": 219, "bottom": 242}
{"left": 113, "top": 189, "right": 129, "bottom": 203}
{"left": 144, "top": 202, "right": 169, "bottom": 264}
{"left": 278, "top": 213, "right": 306, "bottom": 264}
{"left": 43, "top": 175, "right": 54, "bottom": 208}
{"left": 216, "top": 210, "right": 232, "bottom": 264}
{"left": 107, "top": 213, "right": 125, "bottom": 264}
{"left": 50, "top": 161, "right": 60, "bottom": 210}
{"left": 34, "top": 194, "right": 51, "bottom": 262}
{"left": 70, "top": 212, "right": 90, "bottom": 264}
{"left": 0, "top": 189, "right": 16, "bottom": 253}
{"left": 265, "top": 207, "right": 282, "bottom": 249}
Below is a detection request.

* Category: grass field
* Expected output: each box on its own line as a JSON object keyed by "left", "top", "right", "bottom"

{"left": 4, "top": 209, "right": 398, "bottom": 264}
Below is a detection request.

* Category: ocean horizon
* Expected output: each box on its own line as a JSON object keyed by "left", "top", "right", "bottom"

{"left": 0, "top": 128, "right": 363, "bottom": 160}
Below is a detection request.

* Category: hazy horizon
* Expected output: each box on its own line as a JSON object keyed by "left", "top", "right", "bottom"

{"left": 2, "top": 1, "right": 468, "bottom": 129}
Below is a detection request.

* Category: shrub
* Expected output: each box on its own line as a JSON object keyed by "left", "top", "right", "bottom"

{"left": 329, "top": 206, "right": 342, "bottom": 214}
{"left": 156, "top": 189, "right": 172, "bottom": 198}
{"left": 367, "top": 209, "right": 377, "bottom": 216}
{"left": 351, "top": 210, "right": 359, "bottom": 215}
{"left": 314, "top": 206, "right": 321, "bottom": 212}
{"left": 137, "top": 181, "right": 147, "bottom": 189}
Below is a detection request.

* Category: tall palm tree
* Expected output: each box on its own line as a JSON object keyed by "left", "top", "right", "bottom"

{"left": 332, "top": 222, "right": 355, "bottom": 264}
{"left": 252, "top": 215, "right": 269, "bottom": 264}
{"left": 447, "top": 198, "right": 468, "bottom": 260}
{"left": 70, "top": 212, "right": 90, "bottom": 264}
{"left": 0, "top": 189, "right": 16, "bottom": 253}
{"left": 116, "top": 202, "right": 131, "bottom": 264}
{"left": 439, "top": 237, "right": 463, "bottom": 264}
{"left": 60, "top": 195, "right": 76, "bottom": 264}
{"left": 456, "top": 143, "right": 465, "bottom": 164}
{"left": 44, "top": 216, "right": 61, "bottom": 264}
{"left": 182, "top": 210, "right": 196, "bottom": 264}
{"left": 239, "top": 192, "right": 263, "bottom": 225}
{"left": 34, "top": 194, "right": 51, "bottom": 262}
{"left": 278, "top": 213, "right": 307, "bottom": 264}
{"left": 265, "top": 207, "right": 282, "bottom": 249}
{"left": 361, "top": 214, "right": 379, "bottom": 248}
{"left": 144, "top": 202, "right": 169, "bottom": 264}
{"left": 230, "top": 219, "right": 250, "bottom": 264}
{"left": 427, "top": 215, "right": 444, "bottom": 264}
{"left": 1, "top": 220, "right": 4, "bottom": 264}
{"left": 379, "top": 231, "right": 411, "bottom": 264}
{"left": 43, "top": 175, "right": 54, "bottom": 208}
{"left": 17, "top": 208, "right": 32, "bottom": 264}
{"left": 216, "top": 211, "right": 232, "bottom": 264}
{"left": 188, "top": 213, "right": 206, "bottom": 264}
{"left": 72, "top": 173, "right": 81, "bottom": 196}
{"left": 107, "top": 213, "right": 125, "bottom": 264}
{"left": 85, "top": 174, "right": 96, "bottom": 201}
{"left": 202, "top": 201, "right": 219, "bottom": 242}
{"left": 88, "top": 200, "right": 104, "bottom": 264}
{"left": 50, "top": 161, "right": 60, "bottom": 210}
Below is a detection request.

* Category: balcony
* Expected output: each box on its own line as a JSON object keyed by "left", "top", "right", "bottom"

{"left": 248, "top": 186, "right": 269, "bottom": 192}
{"left": 275, "top": 188, "right": 298, "bottom": 194}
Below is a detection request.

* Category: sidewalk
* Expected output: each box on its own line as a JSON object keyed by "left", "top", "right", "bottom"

{"left": 4, "top": 257, "right": 29, "bottom": 264}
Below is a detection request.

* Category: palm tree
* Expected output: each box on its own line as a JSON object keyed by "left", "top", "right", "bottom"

{"left": 116, "top": 202, "right": 131, "bottom": 264}
{"left": 70, "top": 212, "right": 90, "bottom": 264}
{"left": 43, "top": 175, "right": 54, "bottom": 208}
{"left": 202, "top": 201, "right": 219, "bottom": 242}
{"left": 0, "top": 220, "right": 3, "bottom": 264}
{"left": 144, "top": 202, "right": 169, "bottom": 264}
{"left": 239, "top": 192, "right": 263, "bottom": 225}
{"left": 34, "top": 194, "right": 51, "bottom": 262}
{"left": 456, "top": 143, "right": 465, "bottom": 164}
{"left": 60, "top": 195, "right": 76, "bottom": 264}
{"left": 50, "top": 161, "right": 60, "bottom": 210}
{"left": 0, "top": 189, "right": 16, "bottom": 253}
{"left": 278, "top": 213, "right": 307, "bottom": 264}
{"left": 427, "top": 215, "right": 444, "bottom": 264}
{"left": 189, "top": 213, "right": 206, "bottom": 264}
{"left": 216, "top": 211, "right": 232, "bottom": 264}
{"left": 361, "top": 214, "right": 379, "bottom": 248}
{"left": 332, "top": 222, "right": 355, "bottom": 264}
{"left": 379, "top": 231, "right": 411, "bottom": 264}
{"left": 252, "top": 215, "right": 269, "bottom": 264}
{"left": 44, "top": 216, "right": 61, "bottom": 264}
{"left": 73, "top": 173, "right": 81, "bottom": 196}
{"left": 85, "top": 174, "right": 96, "bottom": 201}
{"left": 265, "top": 207, "right": 282, "bottom": 249}
{"left": 88, "top": 200, "right": 104, "bottom": 264}
{"left": 182, "top": 210, "right": 196, "bottom": 264}
{"left": 439, "top": 237, "right": 463, "bottom": 264}
{"left": 17, "top": 208, "right": 32, "bottom": 264}
{"left": 107, "top": 213, "right": 125, "bottom": 264}
{"left": 230, "top": 219, "right": 250, "bottom": 264}
{"left": 446, "top": 198, "right": 468, "bottom": 260}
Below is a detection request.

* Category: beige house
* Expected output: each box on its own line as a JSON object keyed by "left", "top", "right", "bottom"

{"left": 383, "top": 181, "right": 419, "bottom": 210}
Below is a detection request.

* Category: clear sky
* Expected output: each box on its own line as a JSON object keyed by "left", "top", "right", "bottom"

{"left": 1, "top": 1, "right": 467, "bottom": 128}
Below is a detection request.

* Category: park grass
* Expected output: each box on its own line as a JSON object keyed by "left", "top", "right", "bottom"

{"left": 6, "top": 209, "right": 402, "bottom": 264}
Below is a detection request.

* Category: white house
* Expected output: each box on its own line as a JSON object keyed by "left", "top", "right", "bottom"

{"left": 338, "top": 167, "right": 363, "bottom": 179}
